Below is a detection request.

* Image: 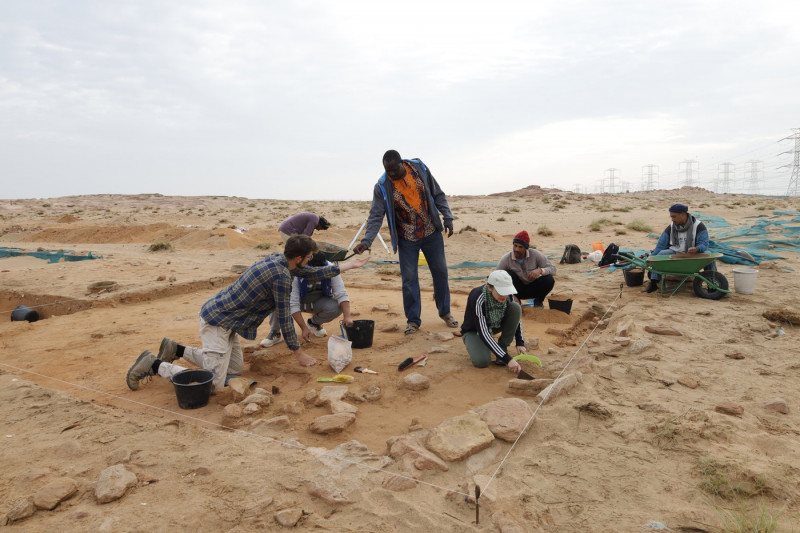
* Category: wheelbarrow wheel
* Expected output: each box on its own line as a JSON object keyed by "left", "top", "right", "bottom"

{"left": 693, "top": 271, "right": 728, "bottom": 300}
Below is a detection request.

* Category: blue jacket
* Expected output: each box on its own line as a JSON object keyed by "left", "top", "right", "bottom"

{"left": 360, "top": 158, "right": 454, "bottom": 253}
{"left": 653, "top": 216, "right": 709, "bottom": 254}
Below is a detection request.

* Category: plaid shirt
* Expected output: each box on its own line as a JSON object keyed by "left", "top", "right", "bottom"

{"left": 200, "top": 253, "right": 339, "bottom": 350}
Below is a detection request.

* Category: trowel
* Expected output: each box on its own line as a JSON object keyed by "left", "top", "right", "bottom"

{"left": 516, "top": 369, "right": 535, "bottom": 380}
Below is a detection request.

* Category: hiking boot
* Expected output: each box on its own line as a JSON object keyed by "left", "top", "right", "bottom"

{"left": 158, "top": 337, "right": 179, "bottom": 362}
{"left": 307, "top": 318, "right": 327, "bottom": 337}
{"left": 642, "top": 280, "right": 659, "bottom": 294}
{"left": 126, "top": 350, "right": 157, "bottom": 391}
{"left": 260, "top": 331, "right": 283, "bottom": 348}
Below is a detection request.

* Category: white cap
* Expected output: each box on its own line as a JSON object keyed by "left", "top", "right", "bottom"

{"left": 487, "top": 270, "right": 517, "bottom": 296}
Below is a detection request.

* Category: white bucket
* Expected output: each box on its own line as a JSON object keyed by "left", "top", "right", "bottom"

{"left": 732, "top": 268, "right": 758, "bottom": 294}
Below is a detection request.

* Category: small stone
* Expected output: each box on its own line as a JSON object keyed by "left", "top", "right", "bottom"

{"left": 613, "top": 336, "right": 631, "bottom": 346}
{"left": 644, "top": 325, "right": 683, "bottom": 336}
{"left": 715, "top": 401, "right": 744, "bottom": 417}
{"left": 242, "top": 393, "right": 272, "bottom": 407}
{"left": 242, "top": 403, "right": 261, "bottom": 415}
{"left": 726, "top": 352, "right": 745, "bottom": 360}
{"left": 763, "top": 398, "right": 789, "bottom": 414}
{"left": 401, "top": 372, "right": 430, "bottom": 391}
{"left": 275, "top": 508, "right": 303, "bottom": 527}
{"left": 427, "top": 346, "right": 448, "bottom": 354}
{"left": 627, "top": 338, "right": 654, "bottom": 355}
{"left": 33, "top": 478, "right": 78, "bottom": 510}
{"left": 95, "top": 464, "right": 137, "bottom": 504}
{"left": 434, "top": 331, "right": 454, "bottom": 341}
{"left": 677, "top": 376, "right": 699, "bottom": 389}
{"left": 380, "top": 323, "right": 400, "bottom": 333}
{"left": 5, "top": 499, "right": 35, "bottom": 523}
{"left": 372, "top": 304, "right": 389, "bottom": 312}
{"left": 362, "top": 385, "right": 382, "bottom": 402}
{"left": 309, "top": 413, "right": 356, "bottom": 434}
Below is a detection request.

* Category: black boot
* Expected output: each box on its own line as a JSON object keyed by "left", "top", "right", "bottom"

{"left": 642, "top": 280, "right": 659, "bottom": 293}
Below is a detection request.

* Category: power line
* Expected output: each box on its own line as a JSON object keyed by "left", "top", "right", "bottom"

{"left": 778, "top": 128, "right": 800, "bottom": 196}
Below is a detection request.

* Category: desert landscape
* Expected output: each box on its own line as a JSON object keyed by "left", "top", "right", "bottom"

{"left": 1, "top": 188, "right": 799, "bottom": 532}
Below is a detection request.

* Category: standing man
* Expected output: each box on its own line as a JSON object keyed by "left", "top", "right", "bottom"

{"left": 126, "top": 235, "right": 368, "bottom": 392}
{"left": 353, "top": 149, "right": 457, "bottom": 335}
{"left": 497, "top": 230, "right": 556, "bottom": 307}
{"left": 278, "top": 212, "right": 330, "bottom": 242}
{"left": 642, "top": 203, "right": 711, "bottom": 293}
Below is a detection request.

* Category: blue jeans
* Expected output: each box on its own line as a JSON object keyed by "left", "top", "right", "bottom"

{"left": 397, "top": 231, "right": 451, "bottom": 326}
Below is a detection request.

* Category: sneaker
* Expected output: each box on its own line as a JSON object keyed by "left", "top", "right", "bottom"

{"left": 158, "top": 337, "right": 178, "bottom": 362}
{"left": 126, "top": 350, "right": 157, "bottom": 391}
{"left": 260, "top": 331, "right": 283, "bottom": 348}
{"left": 307, "top": 318, "right": 327, "bottom": 337}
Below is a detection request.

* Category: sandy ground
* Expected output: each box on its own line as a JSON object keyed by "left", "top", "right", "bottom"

{"left": 1, "top": 189, "right": 799, "bottom": 532}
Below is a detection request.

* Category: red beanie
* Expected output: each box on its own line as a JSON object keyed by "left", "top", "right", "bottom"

{"left": 513, "top": 230, "right": 530, "bottom": 249}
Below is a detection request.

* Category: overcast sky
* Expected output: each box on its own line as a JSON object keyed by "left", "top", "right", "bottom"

{"left": 3, "top": 1, "right": 799, "bottom": 200}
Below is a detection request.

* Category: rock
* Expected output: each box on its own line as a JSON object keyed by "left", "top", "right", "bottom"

{"left": 33, "top": 477, "right": 78, "bottom": 510}
{"left": 307, "top": 478, "right": 357, "bottom": 505}
{"left": 725, "top": 352, "right": 745, "bottom": 360}
{"left": 309, "top": 413, "right": 356, "bottom": 434}
{"left": 242, "top": 393, "right": 272, "bottom": 407}
{"left": 644, "top": 325, "right": 683, "bottom": 336}
{"left": 372, "top": 304, "right": 390, "bottom": 311}
{"left": 627, "top": 338, "right": 654, "bottom": 355}
{"left": 615, "top": 319, "right": 635, "bottom": 337}
{"left": 316, "top": 385, "right": 348, "bottom": 406}
{"left": 545, "top": 327, "right": 565, "bottom": 336}
{"left": 763, "top": 398, "right": 789, "bottom": 414}
{"left": 222, "top": 403, "right": 244, "bottom": 424}
{"left": 613, "top": 336, "right": 631, "bottom": 346}
{"left": 425, "top": 411, "right": 495, "bottom": 462}
{"left": 507, "top": 378, "right": 553, "bottom": 396}
{"left": 427, "top": 345, "right": 448, "bottom": 354}
{"left": 255, "top": 415, "right": 291, "bottom": 430}
{"left": 4, "top": 498, "right": 35, "bottom": 524}
{"left": 434, "top": 331, "right": 455, "bottom": 341}
{"left": 715, "top": 401, "right": 744, "bottom": 417}
{"left": 330, "top": 400, "right": 358, "bottom": 414}
{"left": 282, "top": 401, "right": 305, "bottom": 415}
{"left": 343, "top": 391, "right": 365, "bottom": 403}
{"left": 473, "top": 398, "right": 533, "bottom": 442}
{"left": 677, "top": 376, "right": 699, "bottom": 389}
{"left": 401, "top": 372, "right": 430, "bottom": 391}
{"left": 302, "top": 389, "right": 319, "bottom": 404}
{"left": 526, "top": 337, "right": 539, "bottom": 349}
{"left": 362, "top": 385, "right": 382, "bottom": 402}
{"left": 214, "top": 386, "right": 236, "bottom": 406}
{"left": 95, "top": 464, "right": 137, "bottom": 504}
{"left": 242, "top": 402, "right": 261, "bottom": 415}
{"left": 380, "top": 323, "right": 399, "bottom": 333}
{"left": 226, "top": 377, "right": 253, "bottom": 402}
{"left": 274, "top": 508, "right": 303, "bottom": 527}
{"left": 386, "top": 434, "right": 449, "bottom": 472}
{"left": 382, "top": 474, "right": 418, "bottom": 491}
{"left": 536, "top": 373, "right": 582, "bottom": 405}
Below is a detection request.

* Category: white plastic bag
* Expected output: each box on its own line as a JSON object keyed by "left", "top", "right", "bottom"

{"left": 327, "top": 335, "right": 352, "bottom": 374}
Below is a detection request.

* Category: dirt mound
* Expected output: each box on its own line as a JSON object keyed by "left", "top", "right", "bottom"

{"left": 56, "top": 215, "right": 80, "bottom": 223}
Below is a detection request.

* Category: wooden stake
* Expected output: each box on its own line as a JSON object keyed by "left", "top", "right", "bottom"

{"left": 475, "top": 485, "right": 481, "bottom": 524}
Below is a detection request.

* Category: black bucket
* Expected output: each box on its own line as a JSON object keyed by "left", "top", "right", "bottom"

{"left": 344, "top": 319, "right": 374, "bottom": 349}
{"left": 623, "top": 268, "right": 645, "bottom": 287}
{"left": 11, "top": 305, "right": 39, "bottom": 322}
{"left": 548, "top": 298, "right": 573, "bottom": 314}
{"left": 171, "top": 369, "right": 214, "bottom": 409}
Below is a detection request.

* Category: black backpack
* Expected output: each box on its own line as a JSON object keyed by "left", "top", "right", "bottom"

{"left": 598, "top": 243, "right": 620, "bottom": 267}
{"left": 560, "top": 244, "right": 582, "bottom": 264}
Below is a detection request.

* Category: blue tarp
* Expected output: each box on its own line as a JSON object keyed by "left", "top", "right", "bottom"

{"left": 0, "top": 247, "right": 101, "bottom": 264}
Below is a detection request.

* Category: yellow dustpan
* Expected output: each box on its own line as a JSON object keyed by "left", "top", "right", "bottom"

{"left": 316, "top": 374, "right": 354, "bottom": 383}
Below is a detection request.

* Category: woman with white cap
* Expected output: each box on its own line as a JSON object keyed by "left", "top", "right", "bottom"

{"left": 460, "top": 270, "right": 526, "bottom": 373}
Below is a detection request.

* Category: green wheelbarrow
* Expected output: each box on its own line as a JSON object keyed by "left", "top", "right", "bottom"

{"left": 317, "top": 242, "right": 356, "bottom": 262}
{"left": 618, "top": 252, "right": 731, "bottom": 300}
